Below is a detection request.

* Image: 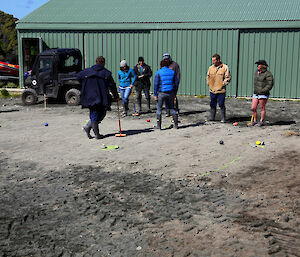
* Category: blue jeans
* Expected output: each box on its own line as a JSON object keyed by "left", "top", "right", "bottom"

{"left": 156, "top": 92, "right": 176, "bottom": 117}
{"left": 210, "top": 92, "right": 226, "bottom": 108}
{"left": 119, "top": 87, "right": 132, "bottom": 104}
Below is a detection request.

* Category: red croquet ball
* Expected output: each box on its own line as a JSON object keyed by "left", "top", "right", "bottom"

{"left": 147, "top": 119, "right": 150, "bottom": 122}
{"left": 233, "top": 122, "right": 238, "bottom": 126}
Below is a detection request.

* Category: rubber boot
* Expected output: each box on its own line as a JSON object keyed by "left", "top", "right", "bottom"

{"left": 209, "top": 107, "right": 216, "bottom": 121}
{"left": 156, "top": 115, "right": 161, "bottom": 130}
{"left": 122, "top": 103, "right": 127, "bottom": 117}
{"left": 146, "top": 98, "right": 151, "bottom": 113}
{"left": 83, "top": 120, "right": 93, "bottom": 139}
{"left": 137, "top": 98, "right": 142, "bottom": 114}
{"left": 91, "top": 122, "right": 104, "bottom": 139}
{"left": 173, "top": 114, "right": 179, "bottom": 129}
{"left": 220, "top": 106, "right": 226, "bottom": 123}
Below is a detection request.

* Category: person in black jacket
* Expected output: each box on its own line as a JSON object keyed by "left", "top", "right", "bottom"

{"left": 77, "top": 56, "right": 119, "bottom": 139}
{"left": 133, "top": 57, "right": 153, "bottom": 114}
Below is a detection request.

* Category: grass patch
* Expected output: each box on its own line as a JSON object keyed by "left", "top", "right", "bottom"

{"left": 0, "top": 89, "right": 21, "bottom": 98}
{"left": 6, "top": 82, "right": 19, "bottom": 88}
{"left": 196, "top": 94, "right": 206, "bottom": 98}
{"left": 0, "top": 89, "right": 10, "bottom": 97}
{"left": 0, "top": 82, "right": 19, "bottom": 88}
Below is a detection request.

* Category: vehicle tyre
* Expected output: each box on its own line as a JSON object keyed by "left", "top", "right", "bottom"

{"left": 65, "top": 88, "right": 81, "bottom": 106}
{"left": 21, "top": 88, "right": 38, "bottom": 105}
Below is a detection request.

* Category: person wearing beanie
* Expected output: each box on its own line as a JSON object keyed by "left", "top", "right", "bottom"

{"left": 117, "top": 60, "right": 136, "bottom": 116}
{"left": 154, "top": 59, "right": 179, "bottom": 130}
{"left": 133, "top": 57, "right": 153, "bottom": 114}
{"left": 206, "top": 53, "right": 231, "bottom": 123}
{"left": 162, "top": 53, "right": 181, "bottom": 116}
{"left": 77, "top": 56, "right": 119, "bottom": 139}
{"left": 250, "top": 60, "right": 274, "bottom": 126}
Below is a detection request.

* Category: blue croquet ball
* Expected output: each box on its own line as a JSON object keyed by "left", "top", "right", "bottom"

{"left": 219, "top": 140, "right": 224, "bottom": 145}
{"left": 44, "top": 123, "right": 48, "bottom": 126}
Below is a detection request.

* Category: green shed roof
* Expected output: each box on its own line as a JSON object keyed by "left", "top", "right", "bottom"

{"left": 17, "top": 0, "right": 300, "bottom": 30}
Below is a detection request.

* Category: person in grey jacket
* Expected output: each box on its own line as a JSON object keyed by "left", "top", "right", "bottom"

{"left": 250, "top": 60, "right": 274, "bottom": 126}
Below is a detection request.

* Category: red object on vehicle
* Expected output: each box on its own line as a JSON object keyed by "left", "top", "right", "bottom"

{"left": 0, "top": 61, "right": 19, "bottom": 76}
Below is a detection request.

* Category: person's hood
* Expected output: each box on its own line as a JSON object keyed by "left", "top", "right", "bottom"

{"left": 92, "top": 64, "right": 104, "bottom": 71}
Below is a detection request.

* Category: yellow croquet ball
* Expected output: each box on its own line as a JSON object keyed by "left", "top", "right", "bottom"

{"left": 256, "top": 141, "right": 261, "bottom": 145}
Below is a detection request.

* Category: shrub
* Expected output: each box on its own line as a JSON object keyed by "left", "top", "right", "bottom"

{"left": 6, "top": 82, "right": 18, "bottom": 88}
{"left": 0, "top": 89, "right": 10, "bottom": 97}
{"left": 0, "top": 82, "right": 7, "bottom": 88}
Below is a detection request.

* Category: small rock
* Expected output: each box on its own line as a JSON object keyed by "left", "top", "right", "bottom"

{"left": 213, "top": 214, "right": 223, "bottom": 219}
{"left": 136, "top": 246, "right": 142, "bottom": 251}
{"left": 268, "top": 245, "right": 281, "bottom": 254}
{"left": 264, "top": 232, "right": 272, "bottom": 238}
{"left": 269, "top": 238, "right": 277, "bottom": 245}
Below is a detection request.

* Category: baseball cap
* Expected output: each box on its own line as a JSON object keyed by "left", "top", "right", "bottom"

{"left": 163, "top": 53, "right": 171, "bottom": 60}
{"left": 120, "top": 60, "right": 127, "bottom": 67}
{"left": 255, "top": 60, "right": 268, "bottom": 66}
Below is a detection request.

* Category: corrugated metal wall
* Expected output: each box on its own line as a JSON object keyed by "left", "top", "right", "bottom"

{"left": 84, "top": 29, "right": 239, "bottom": 96}
{"left": 18, "top": 28, "right": 299, "bottom": 98}
{"left": 238, "top": 29, "right": 300, "bottom": 98}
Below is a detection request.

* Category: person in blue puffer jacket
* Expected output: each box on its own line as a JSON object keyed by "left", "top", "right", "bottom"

{"left": 154, "top": 59, "right": 179, "bottom": 130}
{"left": 117, "top": 60, "right": 136, "bottom": 116}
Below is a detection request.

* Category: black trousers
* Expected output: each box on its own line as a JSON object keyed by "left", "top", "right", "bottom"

{"left": 136, "top": 85, "right": 150, "bottom": 110}
{"left": 89, "top": 105, "right": 107, "bottom": 123}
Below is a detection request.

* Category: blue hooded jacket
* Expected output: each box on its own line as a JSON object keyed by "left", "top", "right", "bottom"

{"left": 117, "top": 68, "right": 136, "bottom": 89}
{"left": 154, "top": 67, "right": 179, "bottom": 96}
{"left": 77, "top": 64, "right": 118, "bottom": 108}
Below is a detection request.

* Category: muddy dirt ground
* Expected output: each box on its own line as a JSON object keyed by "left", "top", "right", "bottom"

{"left": 0, "top": 96, "right": 300, "bottom": 257}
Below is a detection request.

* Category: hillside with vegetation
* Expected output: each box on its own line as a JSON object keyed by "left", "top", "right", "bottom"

{"left": 0, "top": 11, "right": 18, "bottom": 63}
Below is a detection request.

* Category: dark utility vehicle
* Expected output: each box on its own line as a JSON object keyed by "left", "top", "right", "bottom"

{"left": 22, "top": 48, "right": 82, "bottom": 105}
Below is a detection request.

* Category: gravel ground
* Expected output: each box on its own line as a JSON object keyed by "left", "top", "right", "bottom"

{"left": 0, "top": 96, "right": 300, "bottom": 257}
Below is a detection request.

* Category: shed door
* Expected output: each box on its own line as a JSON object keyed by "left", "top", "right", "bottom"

{"left": 22, "top": 38, "right": 43, "bottom": 74}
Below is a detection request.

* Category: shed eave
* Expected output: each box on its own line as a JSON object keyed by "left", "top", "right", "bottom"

{"left": 16, "top": 20, "right": 300, "bottom": 31}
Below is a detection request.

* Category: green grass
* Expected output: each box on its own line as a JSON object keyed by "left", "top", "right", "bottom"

{"left": 0, "top": 89, "right": 21, "bottom": 98}
{"left": 196, "top": 94, "right": 207, "bottom": 98}
{"left": 0, "top": 89, "right": 10, "bottom": 97}
{"left": 0, "top": 82, "right": 19, "bottom": 88}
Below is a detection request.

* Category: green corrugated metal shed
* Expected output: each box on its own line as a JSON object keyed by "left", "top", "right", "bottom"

{"left": 17, "top": 0, "right": 300, "bottom": 98}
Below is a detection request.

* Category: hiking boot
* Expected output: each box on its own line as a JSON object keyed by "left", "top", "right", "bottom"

{"left": 258, "top": 121, "right": 264, "bottom": 127}
{"left": 249, "top": 121, "right": 257, "bottom": 126}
